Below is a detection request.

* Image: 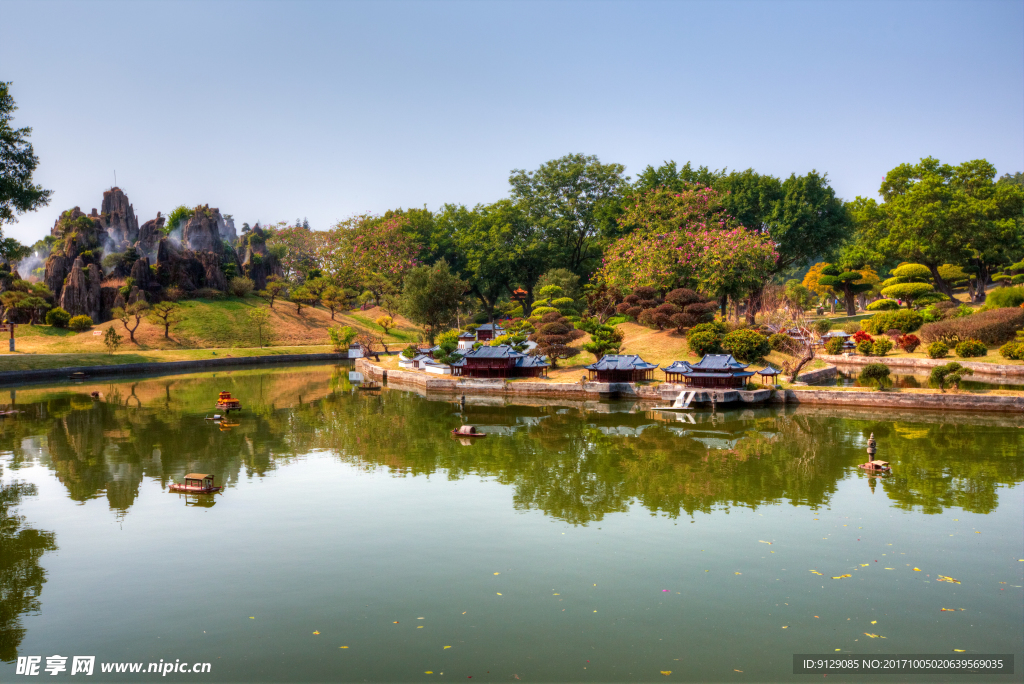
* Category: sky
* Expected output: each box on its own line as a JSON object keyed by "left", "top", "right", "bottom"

{"left": 2, "top": 0, "right": 1022, "bottom": 245}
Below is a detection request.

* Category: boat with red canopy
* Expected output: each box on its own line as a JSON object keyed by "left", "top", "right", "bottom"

{"left": 169, "top": 473, "right": 222, "bottom": 493}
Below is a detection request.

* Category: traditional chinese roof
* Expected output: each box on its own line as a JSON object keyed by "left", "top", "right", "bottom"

{"left": 185, "top": 473, "right": 213, "bottom": 480}
{"left": 677, "top": 371, "right": 756, "bottom": 379}
{"left": 515, "top": 355, "right": 549, "bottom": 368}
{"left": 663, "top": 361, "right": 694, "bottom": 374}
{"left": 756, "top": 366, "right": 781, "bottom": 376}
{"left": 458, "top": 332, "right": 477, "bottom": 339}
{"left": 584, "top": 354, "right": 659, "bottom": 371}
{"left": 822, "top": 331, "right": 852, "bottom": 338}
{"left": 463, "top": 344, "right": 521, "bottom": 359}
{"left": 689, "top": 354, "right": 749, "bottom": 371}
{"left": 476, "top": 323, "right": 505, "bottom": 332}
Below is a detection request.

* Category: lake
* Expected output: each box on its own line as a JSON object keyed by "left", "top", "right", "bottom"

{"left": 1, "top": 364, "right": 1022, "bottom": 682}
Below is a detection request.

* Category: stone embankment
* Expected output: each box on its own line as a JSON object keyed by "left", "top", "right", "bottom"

{"left": 358, "top": 359, "right": 1024, "bottom": 414}
{"left": 818, "top": 353, "right": 1024, "bottom": 377}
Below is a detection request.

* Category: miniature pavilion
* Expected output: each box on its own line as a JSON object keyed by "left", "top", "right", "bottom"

{"left": 451, "top": 344, "right": 549, "bottom": 378}
{"left": 584, "top": 355, "right": 659, "bottom": 383}
{"left": 667, "top": 354, "right": 755, "bottom": 388}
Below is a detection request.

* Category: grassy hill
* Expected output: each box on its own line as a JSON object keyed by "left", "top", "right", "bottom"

{"left": 0, "top": 296, "right": 420, "bottom": 371}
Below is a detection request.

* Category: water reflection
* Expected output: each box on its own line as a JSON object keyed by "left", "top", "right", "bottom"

{"left": 0, "top": 365, "right": 1020, "bottom": 527}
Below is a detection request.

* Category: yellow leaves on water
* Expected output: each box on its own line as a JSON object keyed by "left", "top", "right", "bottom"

{"left": 313, "top": 631, "right": 320, "bottom": 635}
{"left": 425, "top": 671, "right": 433, "bottom": 674}
{"left": 937, "top": 575, "right": 961, "bottom": 584}
{"left": 913, "top": 568, "right": 922, "bottom": 572}
{"left": 809, "top": 570, "right": 823, "bottom": 576}
{"left": 864, "top": 633, "right": 879, "bottom": 638}
{"left": 339, "top": 646, "right": 348, "bottom": 649}
{"left": 832, "top": 574, "right": 852, "bottom": 579}
{"left": 494, "top": 572, "right": 500, "bottom": 575}
{"left": 954, "top": 649, "right": 966, "bottom": 652}
{"left": 496, "top": 593, "right": 502, "bottom": 596}
{"left": 870, "top": 620, "right": 877, "bottom": 624}
{"left": 735, "top": 572, "right": 742, "bottom": 575}
{"left": 758, "top": 540, "right": 772, "bottom": 545}
{"left": 249, "top": 617, "right": 255, "bottom": 619}
{"left": 444, "top": 646, "right": 451, "bottom": 650}
{"left": 660, "top": 671, "right": 672, "bottom": 676}
{"left": 393, "top": 621, "right": 399, "bottom": 624}
{"left": 860, "top": 564, "right": 869, "bottom": 567}
{"left": 734, "top": 669, "right": 743, "bottom": 673}
{"left": 941, "top": 608, "right": 955, "bottom": 612}
{"left": 417, "top": 626, "right": 424, "bottom": 629}
{"left": 781, "top": 626, "right": 788, "bottom": 629}
{"left": 553, "top": 593, "right": 560, "bottom": 596}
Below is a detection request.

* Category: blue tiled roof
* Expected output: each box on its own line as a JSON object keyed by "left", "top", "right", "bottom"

{"left": 584, "top": 355, "right": 659, "bottom": 371}
{"left": 757, "top": 366, "right": 781, "bottom": 375}
{"left": 690, "top": 354, "right": 749, "bottom": 370}
{"left": 463, "top": 344, "right": 519, "bottom": 359}
{"left": 663, "top": 361, "right": 694, "bottom": 373}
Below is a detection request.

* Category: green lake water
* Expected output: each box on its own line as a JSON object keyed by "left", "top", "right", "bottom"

{"left": 0, "top": 364, "right": 1022, "bottom": 682}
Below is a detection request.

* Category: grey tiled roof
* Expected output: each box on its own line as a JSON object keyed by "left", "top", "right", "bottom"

{"left": 515, "top": 355, "right": 549, "bottom": 368}
{"left": 676, "top": 370, "right": 755, "bottom": 378}
{"left": 476, "top": 323, "right": 505, "bottom": 332}
{"left": 756, "top": 366, "right": 781, "bottom": 375}
{"left": 584, "top": 355, "right": 659, "bottom": 371}
{"left": 690, "top": 354, "right": 749, "bottom": 370}
{"left": 463, "top": 344, "right": 519, "bottom": 359}
{"left": 663, "top": 361, "right": 694, "bottom": 373}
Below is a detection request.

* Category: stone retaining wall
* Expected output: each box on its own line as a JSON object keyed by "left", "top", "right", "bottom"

{"left": 774, "top": 388, "right": 1024, "bottom": 413}
{"left": 0, "top": 352, "right": 350, "bottom": 387}
{"left": 818, "top": 353, "right": 1024, "bottom": 377}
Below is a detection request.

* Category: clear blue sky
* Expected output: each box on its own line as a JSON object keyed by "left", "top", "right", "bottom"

{"left": 2, "top": 0, "right": 1022, "bottom": 244}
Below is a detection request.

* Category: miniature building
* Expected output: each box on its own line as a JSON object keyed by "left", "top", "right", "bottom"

{"left": 398, "top": 354, "right": 432, "bottom": 370}
{"left": 662, "top": 361, "right": 694, "bottom": 383}
{"left": 475, "top": 323, "right": 506, "bottom": 342}
{"left": 450, "top": 344, "right": 549, "bottom": 378}
{"left": 670, "top": 354, "right": 755, "bottom": 388}
{"left": 457, "top": 332, "right": 477, "bottom": 349}
{"left": 584, "top": 355, "right": 659, "bottom": 382}
{"left": 756, "top": 366, "right": 781, "bottom": 385}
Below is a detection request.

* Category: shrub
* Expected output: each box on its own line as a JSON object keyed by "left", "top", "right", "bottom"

{"left": 858, "top": 363, "right": 891, "bottom": 390}
{"left": 769, "top": 333, "right": 794, "bottom": 351}
{"left": 867, "top": 299, "right": 899, "bottom": 311}
{"left": 980, "top": 286, "right": 1024, "bottom": 310}
{"left": 401, "top": 345, "right": 417, "bottom": 359}
{"left": 872, "top": 339, "right": 894, "bottom": 356}
{"left": 898, "top": 334, "right": 921, "bottom": 353}
{"left": 689, "top": 321, "right": 727, "bottom": 336}
{"left": 812, "top": 318, "right": 833, "bottom": 336}
{"left": 861, "top": 309, "right": 924, "bottom": 335}
{"left": 926, "top": 341, "right": 948, "bottom": 359}
{"left": 998, "top": 340, "right": 1024, "bottom": 360}
{"left": 688, "top": 330, "right": 723, "bottom": 357}
{"left": 918, "top": 307, "right": 1024, "bottom": 346}
{"left": 228, "top": 276, "right": 254, "bottom": 297}
{"left": 551, "top": 296, "right": 578, "bottom": 312}
{"left": 194, "top": 287, "right": 224, "bottom": 299}
{"left": 46, "top": 307, "right": 70, "bottom": 328}
{"left": 722, "top": 329, "right": 771, "bottom": 362}
{"left": 164, "top": 286, "right": 184, "bottom": 302}
{"left": 955, "top": 339, "right": 987, "bottom": 358}
{"left": 841, "top": 321, "right": 861, "bottom": 334}
{"left": 824, "top": 337, "right": 844, "bottom": 355}
{"left": 885, "top": 328, "right": 903, "bottom": 341}
{"left": 929, "top": 361, "right": 973, "bottom": 392}
{"left": 530, "top": 306, "right": 558, "bottom": 317}
{"left": 68, "top": 315, "right": 93, "bottom": 331}
{"left": 852, "top": 330, "right": 873, "bottom": 344}
{"left": 856, "top": 340, "right": 873, "bottom": 356}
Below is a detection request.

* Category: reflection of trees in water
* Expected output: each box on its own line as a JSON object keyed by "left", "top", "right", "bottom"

{"left": 2, "top": 367, "right": 1022, "bottom": 524}
{"left": 0, "top": 473, "right": 57, "bottom": 663}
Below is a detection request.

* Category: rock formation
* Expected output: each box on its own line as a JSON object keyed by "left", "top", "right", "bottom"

{"left": 59, "top": 257, "right": 102, "bottom": 322}
{"left": 137, "top": 213, "right": 164, "bottom": 258}
{"left": 98, "top": 187, "right": 139, "bottom": 249}
{"left": 182, "top": 205, "right": 224, "bottom": 253}
{"left": 129, "top": 256, "right": 152, "bottom": 292}
{"left": 239, "top": 224, "right": 284, "bottom": 290}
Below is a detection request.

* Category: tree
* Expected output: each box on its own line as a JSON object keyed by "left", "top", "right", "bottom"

{"left": 433, "top": 335, "right": 463, "bottom": 370}
{"left": 818, "top": 264, "right": 872, "bottom": 316}
{"left": 289, "top": 286, "right": 316, "bottom": 315}
{"left": 528, "top": 311, "right": 585, "bottom": 368}
{"left": 401, "top": 259, "right": 468, "bottom": 343}
{"left": 581, "top": 323, "right": 623, "bottom": 360}
{"left": 103, "top": 327, "right": 122, "bottom": 354}
{"left": 0, "top": 237, "right": 31, "bottom": 267}
{"left": 247, "top": 307, "right": 273, "bottom": 347}
{"left": 879, "top": 263, "right": 936, "bottom": 308}
{"left": 0, "top": 82, "right": 52, "bottom": 230}
{"left": 146, "top": 301, "right": 182, "bottom": 338}
{"left": 854, "top": 157, "right": 1024, "bottom": 300}
{"left": 328, "top": 325, "right": 357, "bottom": 352}
{"left": 509, "top": 153, "right": 627, "bottom": 276}
{"left": 375, "top": 315, "right": 394, "bottom": 335}
{"left": 112, "top": 301, "right": 149, "bottom": 343}
{"left": 258, "top": 275, "right": 288, "bottom": 308}
{"left": 320, "top": 285, "right": 348, "bottom": 320}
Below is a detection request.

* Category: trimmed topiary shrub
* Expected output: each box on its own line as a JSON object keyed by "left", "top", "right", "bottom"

{"left": 866, "top": 299, "right": 899, "bottom": 311}
{"left": 688, "top": 330, "right": 723, "bottom": 357}
{"left": 689, "top": 321, "right": 727, "bottom": 336}
{"left": 824, "top": 337, "right": 844, "bottom": 355}
{"left": 955, "top": 339, "right": 987, "bottom": 358}
{"left": 918, "top": 307, "right": 1024, "bottom": 346}
{"left": 898, "top": 334, "right": 921, "bottom": 353}
{"left": 46, "top": 307, "right": 70, "bottom": 328}
{"left": 858, "top": 363, "right": 891, "bottom": 390}
{"left": 856, "top": 340, "right": 873, "bottom": 356}
{"left": 999, "top": 340, "right": 1024, "bottom": 360}
{"left": 980, "top": 286, "right": 1024, "bottom": 310}
{"left": 68, "top": 315, "right": 93, "bottom": 331}
{"left": 927, "top": 341, "right": 948, "bottom": 359}
{"left": 872, "top": 339, "right": 894, "bottom": 356}
{"left": 722, "top": 329, "right": 771, "bottom": 362}
{"left": 929, "top": 361, "right": 974, "bottom": 392}
{"left": 862, "top": 309, "right": 924, "bottom": 335}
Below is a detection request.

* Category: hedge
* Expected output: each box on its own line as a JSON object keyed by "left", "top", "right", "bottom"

{"left": 926, "top": 341, "right": 948, "bottom": 359}
{"left": 918, "top": 307, "right": 1024, "bottom": 346}
{"left": 68, "top": 315, "right": 94, "bottom": 331}
{"left": 866, "top": 299, "right": 899, "bottom": 311}
{"left": 955, "top": 339, "right": 987, "bottom": 358}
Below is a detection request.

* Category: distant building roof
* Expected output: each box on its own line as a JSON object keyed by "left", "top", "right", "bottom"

{"left": 458, "top": 332, "right": 477, "bottom": 339}
{"left": 690, "top": 354, "right": 749, "bottom": 371}
{"left": 463, "top": 344, "right": 520, "bottom": 359}
{"left": 663, "top": 361, "right": 694, "bottom": 373}
{"left": 476, "top": 323, "right": 505, "bottom": 332}
{"left": 515, "top": 355, "right": 549, "bottom": 369}
{"left": 822, "top": 331, "right": 852, "bottom": 338}
{"left": 584, "top": 354, "right": 659, "bottom": 371}
{"left": 757, "top": 366, "right": 781, "bottom": 376}
{"left": 676, "top": 371, "right": 756, "bottom": 379}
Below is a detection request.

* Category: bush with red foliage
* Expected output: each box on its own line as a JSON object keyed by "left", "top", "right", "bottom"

{"left": 852, "top": 330, "right": 874, "bottom": 344}
{"left": 897, "top": 334, "right": 921, "bottom": 353}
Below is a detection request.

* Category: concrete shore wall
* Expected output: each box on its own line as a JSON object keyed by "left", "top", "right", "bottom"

{"left": 0, "top": 352, "right": 350, "bottom": 386}
{"left": 358, "top": 359, "right": 1024, "bottom": 414}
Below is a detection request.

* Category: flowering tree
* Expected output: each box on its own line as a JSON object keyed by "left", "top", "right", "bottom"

{"left": 265, "top": 222, "right": 321, "bottom": 281}
{"left": 319, "top": 214, "right": 421, "bottom": 299}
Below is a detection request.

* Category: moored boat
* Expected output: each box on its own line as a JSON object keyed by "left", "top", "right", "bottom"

{"left": 216, "top": 391, "right": 241, "bottom": 410}
{"left": 451, "top": 425, "right": 486, "bottom": 438}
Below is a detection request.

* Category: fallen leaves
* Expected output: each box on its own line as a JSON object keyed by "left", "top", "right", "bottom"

{"left": 758, "top": 540, "right": 772, "bottom": 545}
{"left": 660, "top": 671, "right": 672, "bottom": 676}
{"left": 832, "top": 574, "right": 852, "bottom": 579}
{"left": 864, "top": 633, "right": 879, "bottom": 638}
{"left": 312, "top": 630, "right": 321, "bottom": 635}
{"left": 937, "top": 575, "right": 961, "bottom": 584}
{"left": 954, "top": 649, "right": 966, "bottom": 653}
{"left": 913, "top": 568, "right": 922, "bottom": 572}
{"left": 444, "top": 646, "right": 451, "bottom": 650}
{"left": 809, "top": 570, "right": 824, "bottom": 576}
{"left": 339, "top": 646, "right": 348, "bottom": 649}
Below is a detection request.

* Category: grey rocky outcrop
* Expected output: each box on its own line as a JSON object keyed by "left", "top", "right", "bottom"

{"left": 59, "top": 257, "right": 102, "bottom": 322}
{"left": 99, "top": 187, "right": 139, "bottom": 248}
{"left": 137, "top": 213, "right": 164, "bottom": 258}
{"left": 129, "top": 255, "right": 152, "bottom": 292}
{"left": 182, "top": 205, "right": 225, "bottom": 254}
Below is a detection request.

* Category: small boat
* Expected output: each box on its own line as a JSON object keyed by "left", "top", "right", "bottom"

{"left": 215, "top": 391, "right": 241, "bottom": 410}
{"left": 357, "top": 381, "right": 382, "bottom": 391}
{"left": 169, "top": 473, "right": 222, "bottom": 493}
{"left": 205, "top": 414, "right": 222, "bottom": 421}
{"left": 451, "top": 425, "right": 486, "bottom": 438}
{"left": 0, "top": 409, "right": 20, "bottom": 418}
{"left": 858, "top": 460, "right": 891, "bottom": 473}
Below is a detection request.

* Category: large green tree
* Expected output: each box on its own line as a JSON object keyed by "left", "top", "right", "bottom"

{"left": 509, "top": 153, "right": 627, "bottom": 276}
{"left": 853, "top": 157, "right": 1024, "bottom": 300}
{"left": 0, "top": 82, "right": 52, "bottom": 231}
{"left": 401, "top": 259, "right": 468, "bottom": 343}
